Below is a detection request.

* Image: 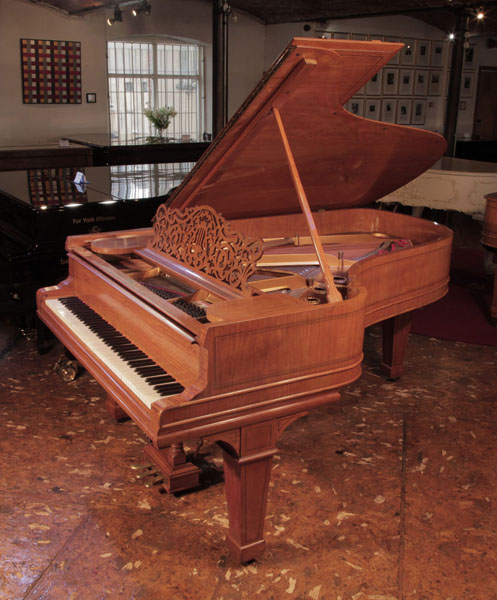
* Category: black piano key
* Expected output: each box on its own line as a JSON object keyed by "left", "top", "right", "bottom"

{"left": 128, "top": 358, "right": 155, "bottom": 367}
{"left": 155, "top": 383, "right": 184, "bottom": 394}
{"left": 145, "top": 374, "right": 175, "bottom": 384}
{"left": 135, "top": 366, "right": 167, "bottom": 376}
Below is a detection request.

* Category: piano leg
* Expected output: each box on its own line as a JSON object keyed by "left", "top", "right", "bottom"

{"left": 222, "top": 446, "right": 272, "bottom": 563}
{"left": 380, "top": 312, "right": 412, "bottom": 379}
{"left": 144, "top": 443, "right": 200, "bottom": 494}
{"left": 219, "top": 415, "right": 306, "bottom": 563}
{"left": 105, "top": 395, "right": 129, "bottom": 421}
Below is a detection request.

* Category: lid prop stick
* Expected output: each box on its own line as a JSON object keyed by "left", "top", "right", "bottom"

{"left": 272, "top": 105, "right": 342, "bottom": 303}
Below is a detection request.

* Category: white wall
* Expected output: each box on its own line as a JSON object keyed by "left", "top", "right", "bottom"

{"left": 228, "top": 9, "right": 265, "bottom": 117}
{"left": 0, "top": 0, "right": 109, "bottom": 145}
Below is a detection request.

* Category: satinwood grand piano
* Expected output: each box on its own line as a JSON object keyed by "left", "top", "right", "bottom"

{"left": 37, "top": 38, "right": 453, "bottom": 563}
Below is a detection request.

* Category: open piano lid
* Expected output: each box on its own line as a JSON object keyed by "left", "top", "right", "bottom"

{"left": 167, "top": 37, "right": 446, "bottom": 220}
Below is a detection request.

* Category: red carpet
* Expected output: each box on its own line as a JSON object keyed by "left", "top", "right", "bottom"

{"left": 411, "top": 247, "right": 497, "bottom": 346}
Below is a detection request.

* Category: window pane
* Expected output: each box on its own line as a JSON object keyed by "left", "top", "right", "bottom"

{"left": 108, "top": 41, "right": 204, "bottom": 143}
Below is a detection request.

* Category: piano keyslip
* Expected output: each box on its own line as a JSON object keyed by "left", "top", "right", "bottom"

{"left": 46, "top": 297, "right": 184, "bottom": 408}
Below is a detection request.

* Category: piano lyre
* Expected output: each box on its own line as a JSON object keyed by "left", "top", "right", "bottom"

{"left": 37, "top": 37, "right": 452, "bottom": 563}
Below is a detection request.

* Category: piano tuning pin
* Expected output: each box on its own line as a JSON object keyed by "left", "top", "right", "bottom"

{"left": 144, "top": 474, "right": 164, "bottom": 488}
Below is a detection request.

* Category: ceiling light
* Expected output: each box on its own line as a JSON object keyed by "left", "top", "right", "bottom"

{"left": 107, "top": 4, "right": 123, "bottom": 26}
{"left": 477, "top": 9, "right": 485, "bottom": 20}
{"left": 131, "top": 1, "right": 151, "bottom": 16}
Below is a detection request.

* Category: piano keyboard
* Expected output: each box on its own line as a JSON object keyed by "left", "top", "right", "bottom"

{"left": 45, "top": 296, "right": 184, "bottom": 409}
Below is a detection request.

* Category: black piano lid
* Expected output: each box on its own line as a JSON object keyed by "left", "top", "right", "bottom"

{"left": 168, "top": 37, "right": 446, "bottom": 220}
{"left": 0, "top": 163, "right": 192, "bottom": 255}
{"left": 0, "top": 164, "right": 192, "bottom": 209}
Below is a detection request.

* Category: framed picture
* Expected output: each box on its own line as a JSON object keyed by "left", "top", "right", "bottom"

{"left": 20, "top": 39, "right": 82, "bottom": 104}
{"left": 416, "top": 40, "right": 431, "bottom": 66}
{"left": 86, "top": 92, "right": 96, "bottom": 103}
{"left": 428, "top": 70, "right": 443, "bottom": 95}
{"left": 461, "top": 71, "right": 475, "bottom": 97}
{"left": 383, "top": 69, "right": 399, "bottom": 95}
{"left": 414, "top": 70, "right": 429, "bottom": 95}
{"left": 348, "top": 98, "right": 364, "bottom": 116}
{"left": 332, "top": 32, "right": 350, "bottom": 40}
{"left": 399, "top": 69, "right": 414, "bottom": 95}
{"left": 430, "top": 42, "right": 445, "bottom": 67}
{"left": 381, "top": 99, "right": 397, "bottom": 123}
{"left": 412, "top": 99, "right": 426, "bottom": 125}
{"left": 384, "top": 36, "right": 400, "bottom": 64}
{"left": 401, "top": 39, "right": 415, "bottom": 65}
{"left": 365, "top": 99, "right": 381, "bottom": 120}
{"left": 464, "top": 45, "right": 477, "bottom": 69}
{"left": 397, "top": 99, "right": 412, "bottom": 124}
{"left": 366, "top": 70, "right": 382, "bottom": 95}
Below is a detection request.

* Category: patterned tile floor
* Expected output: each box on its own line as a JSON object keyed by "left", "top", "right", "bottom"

{"left": 1, "top": 319, "right": 496, "bottom": 600}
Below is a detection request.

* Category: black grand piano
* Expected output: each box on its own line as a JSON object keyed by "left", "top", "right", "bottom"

{"left": 0, "top": 162, "right": 195, "bottom": 319}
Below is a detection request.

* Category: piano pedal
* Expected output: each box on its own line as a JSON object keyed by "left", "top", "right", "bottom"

{"left": 144, "top": 474, "right": 165, "bottom": 488}
{"left": 130, "top": 463, "right": 159, "bottom": 482}
{"left": 130, "top": 463, "right": 153, "bottom": 471}
{"left": 54, "top": 356, "right": 79, "bottom": 382}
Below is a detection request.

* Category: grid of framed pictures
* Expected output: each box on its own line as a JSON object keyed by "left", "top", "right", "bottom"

{"left": 460, "top": 44, "right": 477, "bottom": 99}
{"left": 316, "top": 31, "right": 450, "bottom": 127}
{"left": 348, "top": 98, "right": 428, "bottom": 125}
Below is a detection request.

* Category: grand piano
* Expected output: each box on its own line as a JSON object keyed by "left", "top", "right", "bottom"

{"left": 37, "top": 38, "right": 452, "bottom": 563}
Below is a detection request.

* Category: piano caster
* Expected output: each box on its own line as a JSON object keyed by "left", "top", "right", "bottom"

{"left": 54, "top": 356, "right": 79, "bottom": 382}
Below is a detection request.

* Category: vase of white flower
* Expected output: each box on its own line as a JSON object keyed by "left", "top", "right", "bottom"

{"left": 144, "top": 106, "right": 177, "bottom": 142}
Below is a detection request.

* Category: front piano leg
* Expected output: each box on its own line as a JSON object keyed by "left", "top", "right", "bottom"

{"left": 219, "top": 415, "right": 306, "bottom": 563}
{"left": 222, "top": 446, "right": 273, "bottom": 563}
{"left": 380, "top": 312, "right": 412, "bottom": 379}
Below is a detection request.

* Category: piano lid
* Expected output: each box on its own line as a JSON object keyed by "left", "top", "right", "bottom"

{"left": 168, "top": 37, "right": 447, "bottom": 220}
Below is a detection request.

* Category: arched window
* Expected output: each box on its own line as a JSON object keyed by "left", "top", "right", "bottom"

{"left": 107, "top": 41, "right": 205, "bottom": 142}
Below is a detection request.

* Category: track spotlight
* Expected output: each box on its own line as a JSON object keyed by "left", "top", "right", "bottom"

{"left": 131, "top": 1, "right": 151, "bottom": 16}
{"left": 107, "top": 4, "right": 123, "bottom": 26}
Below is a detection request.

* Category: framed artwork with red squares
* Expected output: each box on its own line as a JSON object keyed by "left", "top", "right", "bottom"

{"left": 21, "top": 39, "right": 82, "bottom": 104}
